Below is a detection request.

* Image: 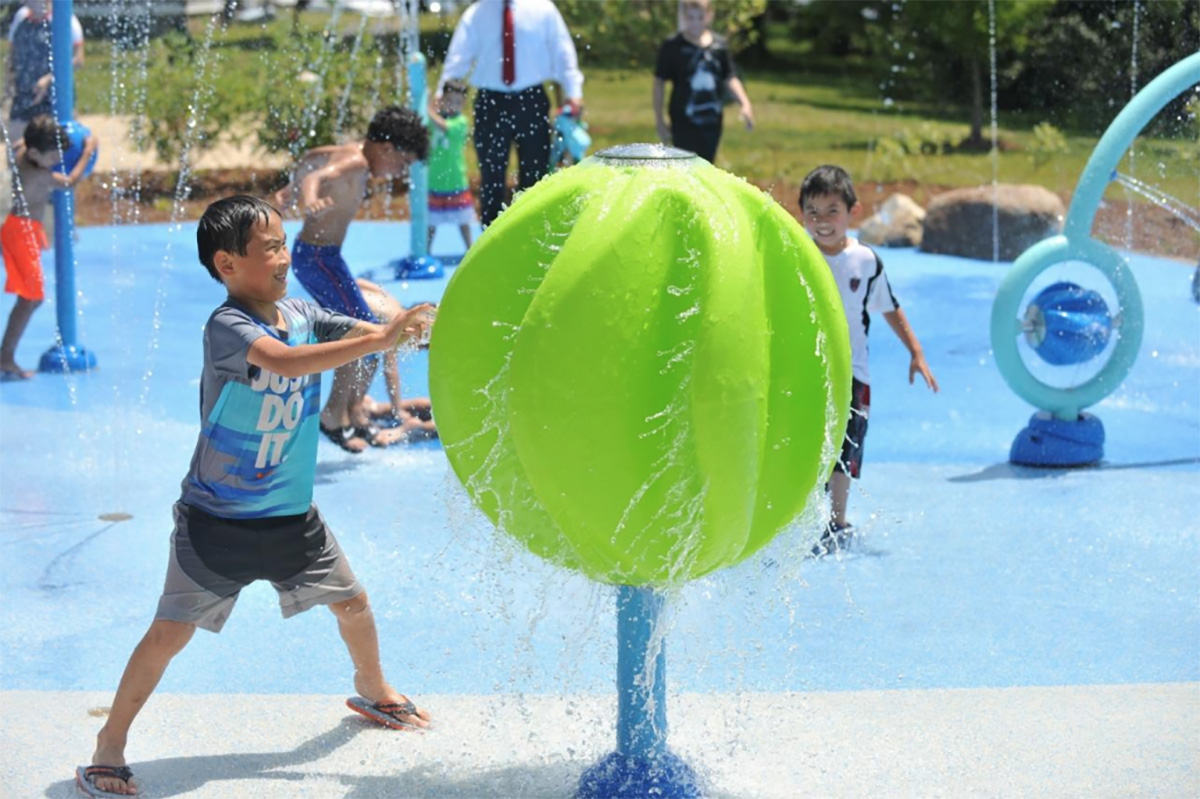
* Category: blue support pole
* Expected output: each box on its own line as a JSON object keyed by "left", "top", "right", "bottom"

{"left": 617, "top": 586, "right": 667, "bottom": 760}
{"left": 577, "top": 586, "right": 701, "bottom": 799}
{"left": 39, "top": 0, "right": 95, "bottom": 373}
{"left": 392, "top": 51, "right": 443, "bottom": 280}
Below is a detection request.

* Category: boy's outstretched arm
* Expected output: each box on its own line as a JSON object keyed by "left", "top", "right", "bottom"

{"left": 652, "top": 78, "right": 669, "bottom": 144}
{"left": 247, "top": 304, "right": 435, "bottom": 378}
{"left": 427, "top": 100, "right": 449, "bottom": 132}
{"left": 883, "top": 308, "right": 939, "bottom": 392}
{"left": 274, "top": 147, "right": 363, "bottom": 219}
{"left": 726, "top": 77, "right": 755, "bottom": 131}
{"left": 62, "top": 132, "right": 99, "bottom": 187}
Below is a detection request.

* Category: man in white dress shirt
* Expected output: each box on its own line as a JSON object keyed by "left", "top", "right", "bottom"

{"left": 439, "top": 0, "right": 584, "bottom": 227}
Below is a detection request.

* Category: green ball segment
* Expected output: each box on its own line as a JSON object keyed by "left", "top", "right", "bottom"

{"left": 429, "top": 145, "right": 851, "bottom": 585}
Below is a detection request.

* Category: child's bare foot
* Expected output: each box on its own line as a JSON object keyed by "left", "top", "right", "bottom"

{"left": 0, "top": 364, "right": 35, "bottom": 381}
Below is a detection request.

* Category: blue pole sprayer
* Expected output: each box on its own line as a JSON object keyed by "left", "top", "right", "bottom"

{"left": 392, "top": 51, "right": 443, "bottom": 280}
{"left": 989, "top": 52, "right": 1199, "bottom": 465}
{"left": 577, "top": 586, "right": 701, "bottom": 799}
{"left": 39, "top": 0, "right": 96, "bottom": 373}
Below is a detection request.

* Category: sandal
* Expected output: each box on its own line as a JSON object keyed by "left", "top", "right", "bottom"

{"left": 346, "top": 695, "right": 429, "bottom": 732}
{"left": 319, "top": 423, "right": 367, "bottom": 453}
{"left": 75, "top": 764, "right": 138, "bottom": 797}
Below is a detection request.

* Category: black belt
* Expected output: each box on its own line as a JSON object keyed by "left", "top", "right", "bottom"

{"left": 477, "top": 85, "right": 547, "bottom": 98}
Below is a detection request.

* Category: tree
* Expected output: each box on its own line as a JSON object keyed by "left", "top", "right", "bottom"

{"left": 898, "top": 0, "right": 1053, "bottom": 149}
{"left": 1011, "top": 0, "right": 1200, "bottom": 134}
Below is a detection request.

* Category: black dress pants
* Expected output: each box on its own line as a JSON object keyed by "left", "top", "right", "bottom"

{"left": 474, "top": 85, "right": 552, "bottom": 227}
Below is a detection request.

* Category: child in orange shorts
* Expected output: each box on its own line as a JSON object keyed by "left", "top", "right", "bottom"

{"left": 1, "top": 114, "right": 98, "bottom": 379}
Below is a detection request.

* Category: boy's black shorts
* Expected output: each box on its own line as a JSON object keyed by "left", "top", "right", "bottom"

{"left": 834, "top": 379, "right": 870, "bottom": 479}
{"left": 155, "top": 502, "right": 361, "bottom": 633}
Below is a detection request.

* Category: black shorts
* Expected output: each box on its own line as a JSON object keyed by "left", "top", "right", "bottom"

{"left": 670, "top": 121, "right": 722, "bottom": 163}
{"left": 156, "top": 502, "right": 361, "bottom": 633}
{"left": 834, "top": 379, "right": 870, "bottom": 479}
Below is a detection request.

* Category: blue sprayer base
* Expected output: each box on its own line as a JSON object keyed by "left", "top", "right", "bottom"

{"left": 38, "top": 343, "right": 97, "bottom": 373}
{"left": 577, "top": 750, "right": 702, "bottom": 799}
{"left": 391, "top": 255, "right": 445, "bottom": 281}
{"left": 1010, "top": 411, "right": 1104, "bottom": 467}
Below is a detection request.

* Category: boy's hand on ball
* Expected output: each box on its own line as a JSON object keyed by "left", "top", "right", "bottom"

{"left": 388, "top": 303, "right": 436, "bottom": 349}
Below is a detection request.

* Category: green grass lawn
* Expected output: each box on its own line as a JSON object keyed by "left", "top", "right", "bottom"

{"left": 64, "top": 11, "right": 1198, "bottom": 209}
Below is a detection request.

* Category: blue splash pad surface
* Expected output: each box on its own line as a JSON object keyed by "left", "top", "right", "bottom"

{"left": 1, "top": 221, "right": 1196, "bottom": 696}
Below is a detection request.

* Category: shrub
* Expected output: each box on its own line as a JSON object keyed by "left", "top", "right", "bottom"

{"left": 1028, "top": 122, "right": 1069, "bottom": 169}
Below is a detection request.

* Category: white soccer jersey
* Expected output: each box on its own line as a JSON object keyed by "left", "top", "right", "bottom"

{"left": 823, "top": 237, "right": 900, "bottom": 385}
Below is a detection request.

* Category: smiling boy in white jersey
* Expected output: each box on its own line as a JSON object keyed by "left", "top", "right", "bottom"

{"left": 799, "top": 165, "right": 939, "bottom": 556}
{"left": 76, "top": 196, "right": 435, "bottom": 798}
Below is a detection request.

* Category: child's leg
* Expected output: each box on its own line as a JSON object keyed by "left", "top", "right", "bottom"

{"left": 830, "top": 379, "right": 869, "bottom": 529}
{"left": 459, "top": 223, "right": 472, "bottom": 249}
{"left": 1, "top": 296, "right": 42, "bottom": 373}
{"left": 427, "top": 225, "right": 436, "bottom": 251}
{"left": 90, "top": 619, "right": 195, "bottom": 795}
{"left": 829, "top": 471, "right": 851, "bottom": 528}
{"left": 320, "top": 359, "right": 379, "bottom": 451}
{"left": 329, "top": 591, "right": 431, "bottom": 727}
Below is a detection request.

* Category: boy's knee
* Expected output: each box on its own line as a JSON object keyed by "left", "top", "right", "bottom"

{"left": 143, "top": 619, "right": 195, "bottom": 654}
{"left": 331, "top": 592, "right": 371, "bottom": 618}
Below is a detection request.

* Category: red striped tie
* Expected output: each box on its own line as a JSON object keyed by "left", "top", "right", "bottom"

{"left": 502, "top": 0, "right": 516, "bottom": 86}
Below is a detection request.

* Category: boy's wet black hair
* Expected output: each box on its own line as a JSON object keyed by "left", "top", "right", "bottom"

{"left": 799, "top": 165, "right": 858, "bottom": 209}
{"left": 442, "top": 79, "right": 469, "bottom": 96}
{"left": 23, "top": 114, "right": 67, "bottom": 153}
{"left": 366, "top": 105, "right": 429, "bottom": 162}
{"left": 196, "top": 195, "right": 279, "bottom": 283}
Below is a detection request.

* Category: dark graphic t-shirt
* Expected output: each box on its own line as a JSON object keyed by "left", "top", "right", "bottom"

{"left": 654, "top": 32, "right": 735, "bottom": 129}
{"left": 179, "top": 298, "right": 356, "bottom": 519}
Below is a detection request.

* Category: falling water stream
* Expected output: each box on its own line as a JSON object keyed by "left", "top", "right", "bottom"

{"left": 988, "top": 0, "right": 1000, "bottom": 263}
{"left": 1126, "top": 0, "right": 1143, "bottom": 249}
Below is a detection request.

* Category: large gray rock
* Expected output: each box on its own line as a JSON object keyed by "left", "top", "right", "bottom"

{"left": 920, "top": 184, "right": 1064, "bottom": 261}
{"left": 859, "top": 193, "right": 926, "bottom": 248}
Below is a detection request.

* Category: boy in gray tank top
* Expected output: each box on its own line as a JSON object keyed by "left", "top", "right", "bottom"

{"left": 76, "top": 196, "right": 436, "bottom": 798}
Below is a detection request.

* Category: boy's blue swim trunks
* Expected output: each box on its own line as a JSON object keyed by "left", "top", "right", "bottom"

{"left": 291, "top": 240, "right": 377, "bottom": 323}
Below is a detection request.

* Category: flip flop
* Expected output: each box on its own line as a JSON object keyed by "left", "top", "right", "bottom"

{"left": 319, "top": 423, "right": 367, "bottom": 453}
{"left": 354, "top": 422, "right": 385, "bottom": 446}
{"left": 809, "top": 522, "right": 854, "bottom": 558}
{"left": 75, "top": 765, "right": 138, "bottom": 797}
{"left": 0, "top": 368, "right": 34, "bottom": 382}
{"left": 345, "top": 695, "right": 426, "bottom": 732}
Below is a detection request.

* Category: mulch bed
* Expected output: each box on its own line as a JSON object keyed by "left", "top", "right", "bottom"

{"left": 74, "top": 168, "right": 1199, "bottom": 262}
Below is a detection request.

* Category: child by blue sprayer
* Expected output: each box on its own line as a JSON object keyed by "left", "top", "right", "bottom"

{"left": 799, "top": 165, "right": 939, "bottom": 555}
{"left": 426, "top": 78, "right": 477, "bottom": 254}
{"left": 1, "top": 114, "right": 97, "bottom": 380}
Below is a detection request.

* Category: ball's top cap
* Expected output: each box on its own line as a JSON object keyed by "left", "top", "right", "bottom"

{"left": 593, "top": 143, "right": 698, "bottom": 165}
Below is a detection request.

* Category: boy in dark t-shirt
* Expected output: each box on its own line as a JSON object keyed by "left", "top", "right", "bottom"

{"left": 75, "top": 196, "right": 435, "bottom": 799}
{"left": 652, "top": 0, "right": 755, "bottom": 163}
